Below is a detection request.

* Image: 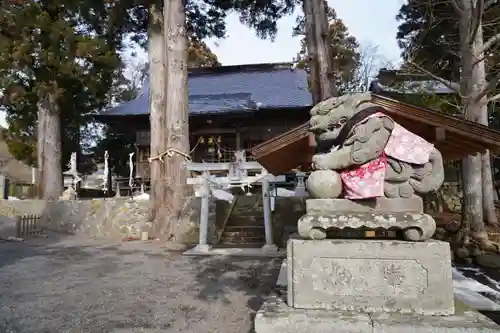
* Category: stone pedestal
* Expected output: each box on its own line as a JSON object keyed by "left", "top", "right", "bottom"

{"left": 255, "top": 294, "right": 500, "bottom": 333}
{"left": 287, "top": 239, "right": 454, "bottom": 315}
{"left": 255, "top": 238, "right": 500, "bottom": 332}
{"left": 298, "top": 197, "right": 436, "bottom": 241}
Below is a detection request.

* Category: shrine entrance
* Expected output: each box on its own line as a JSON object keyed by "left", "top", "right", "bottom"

{"left": 185, "top": 157, "right": 284, "bottom": 254}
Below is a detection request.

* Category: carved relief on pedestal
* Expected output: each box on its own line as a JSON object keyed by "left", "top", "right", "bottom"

{"left": 309, "top": 257, "right": 427, "bottom": 297}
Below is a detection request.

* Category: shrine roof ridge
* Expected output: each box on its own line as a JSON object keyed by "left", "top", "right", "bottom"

{"left": 97, "top": 62, "right": 313, "bottom": 118}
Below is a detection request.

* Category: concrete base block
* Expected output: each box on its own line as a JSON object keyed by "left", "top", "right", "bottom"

{"left": 183, "top": 246, "right": 285, "bottom": 257}
{"left": 261, "top": 244, "right": 279, "bottom": 252}
{"left": 255, "top": 293, "right": 371, "bottom": 333}
{"left": 287, "top": 239, "right": 454, "bottom": 315}
{"left": 192, "top": 244, "right": 211, "bottom": 252}
{"left": 255, "top": 295, "right": 500, "bottom": 333}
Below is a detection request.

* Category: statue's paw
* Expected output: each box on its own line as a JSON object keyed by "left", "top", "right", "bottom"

{"left": 309, "top": 227, "right": 327, "bottom": 240}
{"left": 403, "top": 227, "right": 423, "bottom": 241}
{"left": 306, "top": 170, "right": 343, "bottom": 199}
{"left": 312, "top": 154, "right": 330, "bottom": 170}
{"left": 384, "top": 182, "right": 400, "bottom": 198}
{"left": 399, "top": 182, "right": 414, "bottom": 198}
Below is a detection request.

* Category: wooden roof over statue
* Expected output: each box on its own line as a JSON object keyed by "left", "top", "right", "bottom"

{"left": 250, "top": 94, "right": 500, "bottom": 175}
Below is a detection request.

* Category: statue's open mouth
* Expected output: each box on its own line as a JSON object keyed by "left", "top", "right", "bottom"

{"left": 309, "top": 125, "right": 328, "bottom": 134}
{"left": 327, "top": 123, "right": 337, "bottom": 131}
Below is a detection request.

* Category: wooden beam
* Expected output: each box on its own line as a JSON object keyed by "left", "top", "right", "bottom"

{"left": 433, "top": 127, "right": 446, "bottom": 142}
{"left": 186, "top": 174, "right": 286, "bottom": 185}
{"left": 186, "top": 161, "right": 263, "bottom": 172}
{"left": 308, "top": 132, "right": 317, "bottom": 147}
{"left": 191, "top": 128, "right": 237, "bottom": 135}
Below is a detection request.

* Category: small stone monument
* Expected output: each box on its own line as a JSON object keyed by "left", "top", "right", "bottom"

{"left": 102, "top": 150, "right": 109, "bottom": 196}
{"left": 61, "top": 152, "right": 81, "bottom": 200}
{"left": 254, "top": 93, "right": 499, "bottom": 332}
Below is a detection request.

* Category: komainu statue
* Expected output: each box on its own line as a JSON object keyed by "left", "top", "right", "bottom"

{"left": 300, "top": 92, "right": 444, "bottom": 241}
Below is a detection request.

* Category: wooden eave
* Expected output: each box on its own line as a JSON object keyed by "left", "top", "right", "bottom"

{"left": 250, "top": 94, "right": 500, "bottom": 175}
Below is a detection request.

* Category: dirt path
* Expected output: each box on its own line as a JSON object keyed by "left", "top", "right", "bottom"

{"left": 0, "top": 236, "right": 281, "bottom": 333}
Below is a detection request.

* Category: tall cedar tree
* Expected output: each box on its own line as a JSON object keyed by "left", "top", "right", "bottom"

{"left": 396, "top": 0, "right": 500, "bottom": 248}
{"left": 143, "top": 0, "right": 300, "bottom": 239}
{"left": 293, "top": 2, "right": 360, "bottom": 95}
{"left": 0, "top": 0, "right": 129, "bottom": 199}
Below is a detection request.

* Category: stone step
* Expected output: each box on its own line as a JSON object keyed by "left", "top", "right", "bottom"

{"left": 228, "top": 216, "right": 264, "bottom": 223}
{"left": 226, "top": 217, "right": 263, "bottom": 226}
{"left": 220, "top": 235, "right": 266, "bottom": 243}
{"left": 218, "top": 242, "right": 265, "bottom": 247}
{"left": 225, "top": 225, "right": 265, "bottom": 231}
{"left": 232, "top": 204, "right": 263, "bottom": 210}
{"left": 234, "top": 195, "right": 263, "bottom": 205}
{"left": 230, "top": 210, "right": 264, "bottom": 217}
{"left": 222, "top": 231, "right": 265, "bottom": 237}
{"left": 214, "top": 243, "right": 267, "bottom": 249}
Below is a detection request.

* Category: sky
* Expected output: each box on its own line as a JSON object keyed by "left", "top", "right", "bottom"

{"left": 0, "top": 0, "right": 405, "bottom": 128}
{"left": 204, "top": 0, "right": 406, "bottom": 66}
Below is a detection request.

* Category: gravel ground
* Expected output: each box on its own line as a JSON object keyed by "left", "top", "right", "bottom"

{"left": 0, "top": 235, "right": 281, "bottom": 333}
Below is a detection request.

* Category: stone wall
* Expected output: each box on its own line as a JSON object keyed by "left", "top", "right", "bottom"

{"left": 170, "top": 197, "right": 232, "bottom": 244}
{"left": 0, "top": 184, "right": 463, "bottom": 243}
{"left": 0, "top": 199, "right": 151, "bottom": 238}
{"left": 440, "top": 182, "right": 462, "bottom": 213}
{"left": 0, "top": 197, "right": 232, "bottom": 242}
{"left": 422, "top": 182, "right": 462, "bottom": 214}
{"left": 0, "top": 199, "right": 47, "bottom": 216}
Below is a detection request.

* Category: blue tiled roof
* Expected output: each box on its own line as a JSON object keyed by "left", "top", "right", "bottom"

{"left": 100, "top": 63, "right": 313, "bottom": 116}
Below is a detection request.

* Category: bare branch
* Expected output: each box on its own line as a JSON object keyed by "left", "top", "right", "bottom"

{"left": 472, "top": 53, "right": 488, "bottom": 67}
{"left": 487, "top": 92, "right": 500, "bottom": 103}
{"left": 476, "top": 71, "right": 500, "bottom": 102}
{"left": 480, "top": 33, "right": 500, "bottom": 54}
{"left": 407, "top": 61, "right": 462, "bottom": 94}
{"left": 485, "top": 0, "right": 497, "bottom": 10}
{"left": 451, "top": 0, "right": 464, "bottom": 15}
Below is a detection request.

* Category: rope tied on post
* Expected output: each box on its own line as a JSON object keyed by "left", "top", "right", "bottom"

{"left": 147, "top": 137, "right": 202, "bottom": 163}
{"left": 148, "top": 148, "right": 192, "bottom": 163}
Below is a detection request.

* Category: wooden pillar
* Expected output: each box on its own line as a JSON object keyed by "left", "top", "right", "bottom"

{"left": 0, "top": 175, "right": 7, "bottom": 200}
{"left": 261, "top": 170, "right": 277, "bottom": 252}
{"left": 235, "top": 131, "right": 241, "bottom": 150}
{"left": 106, "top": 168, "right": 112, "bottom": 197}
{"left": 115, "top": 181, "right": 121, "bottom": 197}
{"left": 195, "top": 171, "right": 211, "bottom": 252}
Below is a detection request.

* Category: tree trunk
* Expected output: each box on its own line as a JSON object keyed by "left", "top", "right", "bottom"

{"left": 470, "top": 9, "right": 498, "bottom": 233}
{"left": 37, "top": 92, "right": 63, "bottom": 200}
{"left": 302, "top": 0, "right": 321, "bottom": 104}
{"left": 148, "top": 2, "right": 169, "bottom": 236}
{"left": 163, "top": 0, "right": 190, "bottom": 240}
{"left": 460, "top": 155, "right": 484, "bottom": 243}
{"left": 457, "top": 0, "right": 492, "bottom": 243}
{"left": 312, "top": 0, "right": 335, "bottom": 99}
{"left": 482, "top": 150, "right": 498, "bottom": 225}
{"left": 471, "top": 6, "right": 498, "bottom": 227}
